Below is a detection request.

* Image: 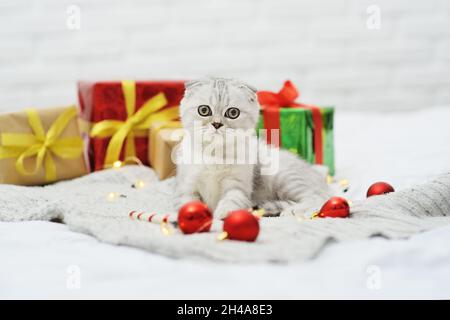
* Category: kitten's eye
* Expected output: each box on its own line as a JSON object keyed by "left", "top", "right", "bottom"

{"left": 197, "top": 105, "right": 212, "bottom": 117}
{"left": 224, "top": 107, "right": 240, "bottom": 119}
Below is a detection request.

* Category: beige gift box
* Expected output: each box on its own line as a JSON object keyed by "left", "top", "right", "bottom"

{"left": 148, "top": 121, "right": 184, "bottom": 180}
{"left": 0, "top": 106, "right": 88, "bottom": 185}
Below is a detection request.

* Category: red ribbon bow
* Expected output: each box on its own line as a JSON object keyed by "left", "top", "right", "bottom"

{"left": 257, "top": 80, "right": 323, "bottom": 164}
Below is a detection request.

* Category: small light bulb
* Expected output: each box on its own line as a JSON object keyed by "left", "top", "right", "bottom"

{"left": 107, "top": 192, "right": 118, "bottom": 201}
{"left": 161, "top": 222, "right": 173, "bottom": 236}
{"left": 252, "top": 208, "right": 265, "bottom": 218}
{"left": 217, "top": 231, "right": 228, "bottom": 241}
{"left": 135, "top": 180, "right": 145, "bottom": 189}
{"left": 310, "top": 211, "right": 320, "bottom": 219}
{"left": 113, "top": 161, "right": 122, "bottom": 169}
{"left": 339, "top": 179, "right": 349, "bottom": 187}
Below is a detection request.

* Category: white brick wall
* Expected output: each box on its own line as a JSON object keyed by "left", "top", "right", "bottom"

{"left": 0, "top": 0, "right": 449, "bottom": 112}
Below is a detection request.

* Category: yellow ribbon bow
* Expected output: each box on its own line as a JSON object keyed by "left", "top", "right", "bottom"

{"left": 0, "top": 107, "right": 84, "bottom": 182}
{"left": 89, "top": 80, "right": 180, "bottom": 167}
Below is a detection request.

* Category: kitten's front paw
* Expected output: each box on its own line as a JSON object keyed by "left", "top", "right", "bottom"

{"left": 213, "top": 207, "right": 232, "bottom": 220}
{"left": 214, "top": 197, "right": 252, "bottom": 220}
{"left": 280, "top": 207, "right": 295, "bottom": 217}
{"left": 280, "top": 203, "right": 319, "bottom": 218}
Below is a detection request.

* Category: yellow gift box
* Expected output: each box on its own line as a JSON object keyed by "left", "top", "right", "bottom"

{"left": 148, "top": 121, "right": 184, "bottom": 180}
{"left": 0, "top": 106, "right": 87, "bottom": 185}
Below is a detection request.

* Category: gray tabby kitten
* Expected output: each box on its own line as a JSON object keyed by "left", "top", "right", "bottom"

{"left": 175, "top": 77, "right": 332, "bottom": 219}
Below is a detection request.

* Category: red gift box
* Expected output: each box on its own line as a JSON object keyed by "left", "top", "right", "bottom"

{"left": 78, "top": 80, "right": 185, "bottom": 171}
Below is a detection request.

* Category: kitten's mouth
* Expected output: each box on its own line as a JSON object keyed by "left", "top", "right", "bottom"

{"left": 206, "top": 127, "right": 225, "bottom": 135}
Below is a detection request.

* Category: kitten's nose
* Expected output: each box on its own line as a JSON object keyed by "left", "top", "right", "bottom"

{"left": 211, "top": 122, "right": 223, "bottom": 130}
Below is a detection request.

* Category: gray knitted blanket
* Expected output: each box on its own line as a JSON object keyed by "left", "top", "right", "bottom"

{"left": 1, "top": 165, "right": 449, "bottom": 263}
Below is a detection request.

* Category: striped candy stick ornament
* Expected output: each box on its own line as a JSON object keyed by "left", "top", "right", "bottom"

{"left": 129, "top": 210, "right": 176, "bottom": 235}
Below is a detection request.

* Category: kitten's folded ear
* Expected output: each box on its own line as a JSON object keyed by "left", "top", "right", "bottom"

{"left": 239, "top": 83, "right": 258, "bottom": 102}
{"left": 240, "top": 83, "right": 257, "bottom": 94}
{"left": 185, "top": 80, "right": 204, "bottom": 90}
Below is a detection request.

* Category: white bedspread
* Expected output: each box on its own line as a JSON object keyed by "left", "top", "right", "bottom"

{"left": 1, "top": 107, "right": 450, "bottom": 299}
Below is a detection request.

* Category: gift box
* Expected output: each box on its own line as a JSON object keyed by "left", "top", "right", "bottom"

{"left": 257, "top": 81, "right": 335, "bottom": 175}
{"left": 78, "top": 80, "right": 185, "bottom": 171}
{"left": 0, "top": 106, "right": 87, "bottom": 185}
{"left": 148, "top": 121, "right": 184, "bottom": 180}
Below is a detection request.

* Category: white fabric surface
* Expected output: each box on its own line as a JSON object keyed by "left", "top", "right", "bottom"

{"left": 1, "top": 106, "right": 450, "bottom": 299}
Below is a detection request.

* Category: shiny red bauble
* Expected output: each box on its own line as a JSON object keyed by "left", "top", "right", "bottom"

{"left": 366, "top": 181, "right": 395, "bottom": 197}
{"left": 223, "top": 210, "right": 260, "bottom": 242}
{"left": 177, "top": 201, "right": 213, "bottom": 234}
{"left": 318, "top": 196, "right": 350, "bottom": 218}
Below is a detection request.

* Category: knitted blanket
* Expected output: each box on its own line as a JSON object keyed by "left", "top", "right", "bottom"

{"left": 1, "top": 165, "right": 449, "bottom": 263}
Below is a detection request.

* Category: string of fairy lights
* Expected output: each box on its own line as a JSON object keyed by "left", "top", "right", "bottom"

{"left": 104, "top": 157, "right": 395, "bottom": 243}
{"left": 105, "top": 158, "right": 147, "bottom": 202}
{"left": 105, "top": 157, "right": 176, "bottom": 235}
{"left": 104, "top": 157, "right": 361, "bottom": 242}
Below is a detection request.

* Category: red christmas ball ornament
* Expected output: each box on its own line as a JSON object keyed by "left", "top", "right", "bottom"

{"left": 367, "top": 181, "right": 395, "bottom": 198}
{"left": 223, "top": 210, "right": 260, "bottom": 242}
{"left": 178, "top": 201, "right": 213, "bottom": 234}
{"left": 318, "top": 196, "right": 350, "bottom": 218}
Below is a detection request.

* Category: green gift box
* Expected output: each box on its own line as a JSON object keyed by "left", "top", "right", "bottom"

{"left": 257, "top": 81, "right": 335, "bottom": 176}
